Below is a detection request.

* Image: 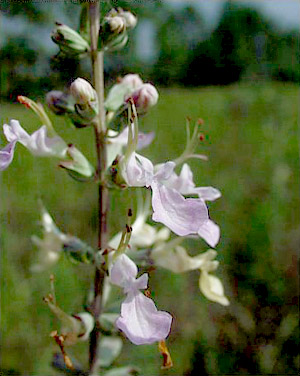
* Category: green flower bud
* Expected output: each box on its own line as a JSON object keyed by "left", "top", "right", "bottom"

{"left": 52, "top": 22, "right": 90, "bottom": 57}
{"left": 99, "top": 12, "right": 128, "bottom": 51}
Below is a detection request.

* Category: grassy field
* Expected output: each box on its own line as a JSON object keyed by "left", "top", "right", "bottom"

{"left": 1, "top": 82, "right": 299, "bottom": 375}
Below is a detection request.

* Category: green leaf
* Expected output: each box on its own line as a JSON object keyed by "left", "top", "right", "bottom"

{"left": 98, "top": 336, "right": 123, "bottom": 368}
{"left": 103, "top": 366, "right": 140, "bottom": 376}
{"left": 105, "top": 82, "right": 131, "bottom": 112}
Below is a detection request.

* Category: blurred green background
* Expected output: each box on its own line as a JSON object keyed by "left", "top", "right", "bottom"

{"left": 1, "top": 1, "right": 299, "bottom": 375}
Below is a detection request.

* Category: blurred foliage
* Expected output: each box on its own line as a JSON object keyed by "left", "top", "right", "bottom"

{"left": 0, "top": 1, "right": 299, "bottom": 101}
{"left": 1, "top": 82, "right": 299, "bottom": 375}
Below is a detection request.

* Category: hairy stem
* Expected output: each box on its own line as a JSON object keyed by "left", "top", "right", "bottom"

{"left": 89, "top": 2, "right": 108, "bottom": 374}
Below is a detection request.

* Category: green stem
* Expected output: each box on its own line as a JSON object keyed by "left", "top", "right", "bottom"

{"left": 88, "top": 2, "right": 108, "bottom": 375}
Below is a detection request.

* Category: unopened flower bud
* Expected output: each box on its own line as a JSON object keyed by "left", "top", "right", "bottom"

{"left": 99, "top": 12, "right": 128, "bottom": 52}
{"left": 70, "top": 78, "right": 96, "bottom": 105}
{"left": 126, "top": 83, "right": 159, "bottom": 114}
{"left": 46, "top": 90, "right": 74, "bottom": 115}
{"left": 121, "top": 74, "right": 143, "bottom": 90}
{"left": 119, "top": 10, "right": 137, "bottom": 29}
{"left": 51, "top": 22, "right": 90, "bottom": 57}
{"left": 108, "top": 15, "right": 126, "bottom": 34}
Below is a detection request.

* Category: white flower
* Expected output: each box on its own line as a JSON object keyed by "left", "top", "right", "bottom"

{"left": 0, "top": 120, "right": 67, "bottom": 170}
{"left": 110, "top": 254, "right": 172, "bottom": 345}
{"left": 31, "top": 207, "right": 67, "bottom": 272}
{"left": 152, "top": 246, "right": 229, "bottom": 306}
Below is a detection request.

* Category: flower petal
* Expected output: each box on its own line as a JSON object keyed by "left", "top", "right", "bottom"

{"left": 28, "top": 125, "right": 67, "bottom": 157}
{"left": 3, "top": 120, "right": 67, "bottom": 158}
{"left": 123, "top": 152, "right": 154, "bottom": 187}
{"left": 199, "top": 271, "right": 229, "bottom": 306}
{"left": 116, "top": 291, "right": 172, "bottom": 345}
{"left": 3, "top": 119, "right": 30, "bottom": 144}
{"left": 198, "top": 219, "right": 220, "bottom": 248}
{"left": 110, "top": 254, "right": 138, "bottom": 287}
{"left": 0, "top": 141, "right": 17, "bottom": 171}
{"left": 194, "top": 187, "right": 221, "bottom": 201}
{"left": 151, "top": 182, "right": 208, "bottom": 236}
{"left": 152, "top": 245, "right": 206, "bottom": 273}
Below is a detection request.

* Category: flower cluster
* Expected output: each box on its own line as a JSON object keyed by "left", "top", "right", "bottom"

{"left": 1, "top": 6, "right": 230, "bottom": 373}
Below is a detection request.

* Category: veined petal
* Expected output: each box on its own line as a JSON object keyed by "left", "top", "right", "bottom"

{"left": 116, "top": 291, "right": 172, "bottom": 345}
{"left": 110, "top": 254, "right": 148, "bottom": 293}
{"left": 199, "top": 271, "right": 229, "bottom": 306}
{"left": 3, "top": 119, "right": 30, "bottom": 144}
{"left": 154, "top": 161, "right": 176, "bottom": 181}
{"left": 151, "top": 182, "right": 208, "bottom": 236}
{"left": 27, "top": 125, "right": 67, "bottom": 157}
{"left": 110, "top": 254, "right": 138, "bottom": 287}
{"left": 123, "top": 152, "right": 154, "bottom": 187}
{"left": 198, "top": 219, "right": 220, "bottom": 248}
{"left": 194, "top": 187, "right": 221, "bottom": 201}
{"left": 0, "top": 141, "right": 17, "bottom": 171}
{"left": 3, "top": 120, "right": 67, "bottom": 158}
{"left": 162, "top": 163, "right": 195, "bottom": 194}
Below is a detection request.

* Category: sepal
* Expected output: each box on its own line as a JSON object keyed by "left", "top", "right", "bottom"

{"left": 51, "top": 22, "right": 90, "bottom": 57}
{"left": 59, "top": 144, "right": 95, "bottom": 180}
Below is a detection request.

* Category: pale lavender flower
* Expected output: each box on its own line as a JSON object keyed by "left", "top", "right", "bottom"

{"left": 107, "top": 126, "right": 154, "bottom": 167}
{"left": 110, "top": 254, "right": 172, "bottom": 345}
{"left": 162, "top": 163, "right": 221, "bottom": 201}
{"left": 122, "top": 152, "right": 220, "bottom": 247}
{"left": 0, "top": 120, "right": 67, "bottom": 170}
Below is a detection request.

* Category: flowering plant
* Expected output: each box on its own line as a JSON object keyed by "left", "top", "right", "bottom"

{"left": 1, "top": 2, "right": 228, "bottom": 375}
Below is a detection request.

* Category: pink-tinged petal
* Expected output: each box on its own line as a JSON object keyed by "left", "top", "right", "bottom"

{"left": 110, "top": 254, "right": 148, "bottom": 293}
{"left": 137, "top": 131, "right": 155, "bottom": 150}
{"left": 3, "top": 121, "right": 67, "bottom": 158}
{"left": 116, "top": 291, "right": 172, "bottom": 345}
{"left": 110, "top": 126, "right": 155, "bottom": 150}
{"left": 154, "top": 161, "right": 176, "bottom": 181}
{"left": 0, "top": 141, "right": 17, "bottom": 171}
{"left": 3, "top": 119, "right": 30, "bottom": 144}
{"left": 151, "top": 182, "right": 208, "bottom": 236}
{"left": 194, "top": 187, "right": 221, "bottom": 201}
{"left": 197, "top": 219, "right": 220, "bottom": 248}
{"left": 28, "top": 126, "right": 67, "bottom": 157}
{"left": 110, "top": 254, "right": 138, "bottom": 287}
{"left": 161, "top": 163, "right": 196, "bottom": 194}
{"left": 123, "top": 152, "right": 154, "bottom": 187}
